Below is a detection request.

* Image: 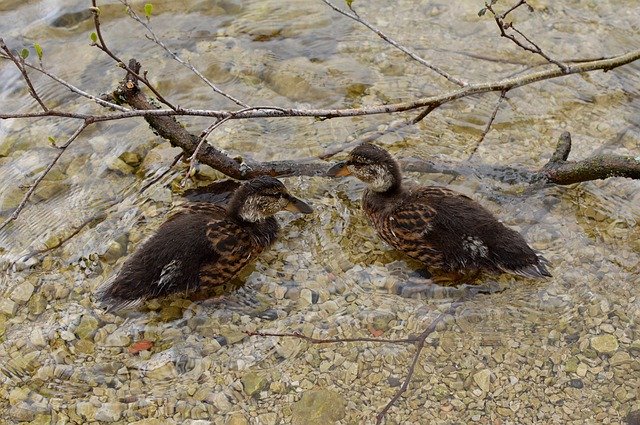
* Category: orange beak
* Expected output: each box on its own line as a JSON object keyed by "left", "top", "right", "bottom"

{"left": 326, "top": 161, "right": 352, "bottom": 177}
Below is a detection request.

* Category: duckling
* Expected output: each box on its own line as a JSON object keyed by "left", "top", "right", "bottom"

{"left": 97, "top": 176, "right": 312, "bottom": 310}
{"left": 327, "top": 143, "right": 550, "bottom": 281}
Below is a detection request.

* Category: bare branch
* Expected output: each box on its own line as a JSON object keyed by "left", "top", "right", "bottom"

{"left": 245, "top": 331, "right": 417, "bottom": 345}
{"left": 121, "top": 0, "right": 249, "bottom": 108}
{"left": 90, "top": 0, "right": 176, "bottom": 110}
{"left": 468, "top": 90, "right": 508, "bottom": 159}
{"left": 0, "top": 39, "right": 48, "bottom": 111}
{"left": 0, "top": 122, "right": 89, "bottom": 230}
{"left": 485, "top": 1, "right": 569, "bottom": 72}
{"left": 321, "top": 0, "right": 467, "bottom": 87}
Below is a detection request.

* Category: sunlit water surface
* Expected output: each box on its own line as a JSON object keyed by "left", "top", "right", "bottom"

{"left": 0, "top": 0, "right": 639, "bottom": 424}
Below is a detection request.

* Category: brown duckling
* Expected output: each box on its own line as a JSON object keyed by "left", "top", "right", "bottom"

{"left": 97, "top": 176, "right": 313, "bottom": 310}
{"left": 327, "top": 143, "right": 550, "bottom": 281}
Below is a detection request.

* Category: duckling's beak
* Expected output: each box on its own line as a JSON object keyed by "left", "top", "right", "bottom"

{"left": 284, "top": 196, "right": 313, "bottom": 214}
{"left": 327, "top": 161, "right": 351, "bottom": 177}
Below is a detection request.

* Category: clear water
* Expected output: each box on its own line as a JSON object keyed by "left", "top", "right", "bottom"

{"left": 1, "top": 0, "right": 639, "bottom": 423}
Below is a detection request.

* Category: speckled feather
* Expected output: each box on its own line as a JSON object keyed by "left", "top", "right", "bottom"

{"left": 96, "top": 203, "right": 278, "bottom": 310}
{"left": 333, "top": 143, "right": 551, "bottom": 279}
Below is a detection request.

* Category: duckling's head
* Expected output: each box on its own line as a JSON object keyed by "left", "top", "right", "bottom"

{"left": 228, "top": 176, "right": 313, "bottom": 222}
{"left": 327, "top": 143, "right": 402, "bottom": 193}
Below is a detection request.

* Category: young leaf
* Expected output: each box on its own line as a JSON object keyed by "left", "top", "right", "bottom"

{"left": 144, "top": 3, "right": 153, "bottom": 18}
{"left": 345, "top": 0, "right": 353, "bottom": 7}
{"left": 90, "top": 32, "right": 98, "bottom": 43}
{"left": 478, "top": 7, "right": 487, "bottom": 16}
{"left": 48, "top": 136, "right": 57, "bottom": 146}
{"left": 20, "top": 48, "right": 29, "bottom": 59}
{"left": 34, "top": 43, "right": 43, "bottom": 61}
{"left": 490, "top": 0, "right": 498, "bottom": 4}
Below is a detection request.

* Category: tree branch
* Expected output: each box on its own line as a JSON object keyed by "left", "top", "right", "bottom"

{"left": 0, "top": 39, "right": 48, "bottom": 112}
{"left": 321, "top": 0, "right": 467, "bottom": 87}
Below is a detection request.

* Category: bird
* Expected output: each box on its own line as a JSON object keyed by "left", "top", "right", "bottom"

{"left": 327, "top": 143, "right": 551, "bottom": 282}
{"left": 97, "top": 176, "right": 313, "bottom": 310}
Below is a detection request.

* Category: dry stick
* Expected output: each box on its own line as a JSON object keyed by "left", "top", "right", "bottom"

{"left": 121, "top": 0, "right": 249, "bottom": 108}
{"left": 0, "top": 122, "right": 89, "bottom": 231}
{"left": 485, "top": 1, "right": 568, "bottom": 72}
{"left": 0, "top": 52, "right": 130, "bottom": 113}
{"left": 245, "top": 331, "right": 417, "bottom": 345}
{"left": 468, "top": 90, "right": 508, "bottom": 159}
{"left": 2, "top": 50, "right": 639, "bottom": 123}
{"left": 0, "top": 40, "right": 48, "bottom": 111}
{"left": 320, "top": 105, "right": 437, "bottom": 160}
{"left": 321, "top": 0, "right": 466, "bottom": 87}
{"left": 90, "top": 1, "right": 176, "bottom": 110}
{"left": 139, "top": 151, "right": 184, "bottom": 193}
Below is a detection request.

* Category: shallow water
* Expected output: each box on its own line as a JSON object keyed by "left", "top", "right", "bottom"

{"left": 1, "top": 0, "right": 639, "bottom": 424}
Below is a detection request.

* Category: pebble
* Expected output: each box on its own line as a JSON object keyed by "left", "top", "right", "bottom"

{"left": 291, "top": 389, "right": 347, "bottom": 425}
{"left": 473, "top": 369, "right": 491, "bottom": 392}
{"left": 10, "top": 281, "right": 35, "bottom": 304}
{"left": 591, "top": 334, "right": 619, "bottom": 354}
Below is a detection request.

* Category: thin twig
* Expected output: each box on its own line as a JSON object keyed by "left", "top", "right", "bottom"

{"left": 375, "top": 294, "right": 470, "bottom": 424}
{"left": 139, "top": 151, "right": 184, "bottom": 193}
{"left": 245, "top": 331, "right": 417, "bottom": 345}
{"left": 0, "top": 39, "right": 48, "bottom": 111}
{"left": 485, "top": 1, "right": 568, "bottom": 72}
{"left": 0, "top": 122, "right": 89, "bottom": 230}
{"left": 321, "top": 0, "right": 466, "bottom": 87}
{"left": 468, "top": 90, "right": 508, "bottom": 159}
{"left": 121, "top": 0, "right": 249, "bottom": 108}
{"left": 90, "top": 1, "right": 176, "bottom": 110}
{"left": 0, "top": 51, "right": 130, "bottom": 112}
{"left": 320, "top": 105, "right": 437, "bottom": 160}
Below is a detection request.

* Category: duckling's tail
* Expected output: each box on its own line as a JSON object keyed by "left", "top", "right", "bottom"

{"left": 500, "top": 251, "right": 552, "bottom": 279}
{"left": 95, "top": 278, "right": 145, "bottom": 313}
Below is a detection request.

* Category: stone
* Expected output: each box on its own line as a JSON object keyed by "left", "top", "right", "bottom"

{"left": 145, "top": 363, "right": 177, "bottom": 380}
{"left": 627, "top": 410, "right": 640, "bottom": 425}
{"left": 130, "top": 418, "right": 173, "bottom": 425}
{"left": 241, "top": 372, "right": 269, "bottom": 397}
{"left": 565, "top": 357, "right": 579, "bottom": 373}
{"left": 119, "top": 151, "right": 141, "bottom": 166}
{"left": 210, "top": 392, "right": 232, "bottom": 413}
{"left": 76, "top": 402, "right": 96, "bottom": 421}
{"left": 610, "top": 351, "right": 631, "bottom": 366}
{"left": 107, "top": 157, "right": 134, "bottom": 175}
{"left": 28, "top": 292, "right": 47, "bottom": 315}
{"left": 225, "top": 413, "right": 249, "bottom": 425}
{"left": 473, "top": 369, "right": 491, "bottom": 392}
{"left": 258, "top": 412, "right": 278, "bottom": 425}
{"left": 104, "top": 331, "right": 131, "bottom": 347}
{"left": 0, "top": 298, "right": 17, "bottom": 316}
{"left": 591, "top": 334, "right": 619, "bottom": 354}
{"left": 291, "top": 389, "right": 346, "bottom": 425}
{"left": 76, "top": 315, "right": 100, "bottom": 340}
{"left": 94, "top": 403, "right": 123, "bottom": 422}
{"left": 576, "top": 363, "right": 588, "bottom": 377}
{"left": 10, "top": 281, "right": 35, "bottom": 304}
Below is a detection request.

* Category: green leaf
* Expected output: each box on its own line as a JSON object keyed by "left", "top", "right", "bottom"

{"left": 34, "top": 43, "right": 43, "bottom": 61}
{"left": 20, "top": 48, "right": 29, "bottom": 59}
{"left": 48, "top": 136, "right": 57, "bottom": 145}
{"left": 345, "top": 0, "right": 353, "bottom": 7}
{"left": 144, "top": 3, "right": 153, "bottom": 18}
{"left": 478, "top": 7, "right": 486, "bottom": 16}
{"left": 90, "top": 32, "right": 98, "bottom": 43}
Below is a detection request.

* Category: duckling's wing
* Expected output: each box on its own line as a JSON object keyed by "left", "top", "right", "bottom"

{"left": 390, "top": 187, "right": 550, "bottom": 277}
{"left": 97, "top": 204, "right": 255, "bottom": 310}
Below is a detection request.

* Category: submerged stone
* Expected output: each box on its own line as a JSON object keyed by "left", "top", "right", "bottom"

{"left": 291, "top": 389, "right": 346, "bottom": 425}
{"left": 591, "top": 334, "right": 619, "bottom": 354}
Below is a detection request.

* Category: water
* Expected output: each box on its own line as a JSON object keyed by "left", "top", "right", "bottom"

{"left": 1, "top": 0, "right": 639, "bottom": 423}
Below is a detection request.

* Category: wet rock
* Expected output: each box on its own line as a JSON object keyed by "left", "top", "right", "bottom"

{"left": 0, "top": 138, "right": 13, "bottom": 156}
{"left": 610, "top": 351, "right": 631, "bottom": 366}
{"left": 258, "top": 412, "right": 278, "bottom": 425}
{"left": 225, "top": 413, "right": 249, "bottom": 425}
{"left": 565, "top": 357, "right": 579, "bottom": 373}
{"left": 241, "top": 372, "right": 269, "bottom": 397}
{"left": 76, "top": 314, "right": 99, "bottom": 340}
{"left": 591, "top": 334, "right": 619, "bottom": 354}
{"left": 76, "top": 401, "right": 96, "bottom": 421}
{"left": 28, "top": 292, "right": 47, "bottom": 315}
{"left": 576, "top": 363, "right": 588, "bottom": 377}
{"left": 75, "top": 339, "right": 95, "bottom": 354}
{"left": 569, "top": 379, "right": 584, "bottom": 389}
{"left": 104, "top": 330, "right": 131, "bottom": 347}
{"left": 10, "top": 281, "right": 34, "bottom": 304}
{"left": 107, "top": 157, "right": 134, "bottom": 175}
{"left": 95, "top": 402, "right": 124, "bottom": 422}
{"left": 101, "top": 235, "right": 128, "bottom": 264}
{"left": 146, "top": 363, "right": 177, "bottom": 380}
{"left": 159, "top": 306, "right": 184, "bottom": 322}
{"left": 291, "top": 389, "right": 346, "bottom": 425}
{"left": 120, "top": 151, "right": 141, "bottom": 167}
{"left": 210, "top": 392, "right": 233, "bottom": 413}
{"left": 33, "top": 181, "right": 67, "bottom": 201}
{"left": 130, "top": 419, "right": 174, "bottom": 425}
{"left": 0, "top": 298, "right": 17, "bottom": 316}
{"left": 473, "top": 369, "right": 491, "bottom": 392}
